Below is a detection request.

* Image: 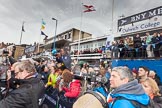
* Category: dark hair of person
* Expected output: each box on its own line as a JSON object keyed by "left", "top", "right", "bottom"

{"left": 41, "top": 65, "right": 46, "bottom": 72}
{"left": 139, "top": 66, "right": 150, "bottom": 75}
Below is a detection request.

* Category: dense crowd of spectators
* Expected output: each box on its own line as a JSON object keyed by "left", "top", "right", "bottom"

{"left": 1, "top": 47, "right": 162, "bottom": 108}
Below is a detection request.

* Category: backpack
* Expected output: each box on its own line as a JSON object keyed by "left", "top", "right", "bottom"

{"left": 111, "top": 96, "right": 154, "bottom": 108}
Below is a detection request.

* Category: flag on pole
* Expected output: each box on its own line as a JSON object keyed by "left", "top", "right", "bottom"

{"left": 41, "top": 25, "right": 45, "bottom": 30}
{"left": 22, "top": 24, "right": 25, "bottom": 32}
{"left": 42, "top": 19, "right": 46, "bottom": 25}
{"left": 41, "top": 31, "right": 47, "bottom": 35}
{"left": 41, "top": 31, "right": 48, "bottom": 40}
{"left": 40, "top": 19, "right": 48, "bottom": 40}
{"left": 83, "top": 5, "right": 96, "bottom": 12}
{"left": 43, "top": 36, "right": 48, "bottom": 40}
{"left": 41, "top": 19, "right": 46, "bottom": 30}
{"left": 106, "top": 34, "right": 114, "bottom": 48}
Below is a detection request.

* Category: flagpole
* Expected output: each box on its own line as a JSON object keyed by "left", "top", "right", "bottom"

{"left": 111, "top": 0, "right": 114, "bottom": 34}
{"left": 111, "top": 0, "right": 115, "bottom": 63}
{"left": 38, "top": 19, "right": 46, "bottom": 53}
{"left": 77, "top": 3, "right": 84, "bottom": 62}
{"left": 52, "top": 18, "right": 58, "bottom": 50}
{"left": 19, "top": 21, "right": 25, "bottom": 44}
{"left": 38, "top": 21, "right": 41, "bottom": 53}
{"left": 38, "top": 19, "right": 43, "bottom": 53}
{"left": 38, "top": 32, "right": 41, "bottom": 53}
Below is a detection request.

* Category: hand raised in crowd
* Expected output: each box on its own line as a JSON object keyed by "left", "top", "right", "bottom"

{"left": 59, "top": 79, "right": 64, "bottom": 92}
{"left": 6, "top": 70, "right": 11, "bottom": 81}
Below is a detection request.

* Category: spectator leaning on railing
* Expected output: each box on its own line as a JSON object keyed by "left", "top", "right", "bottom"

{"left": 158, "top": 31, "right": 162, "bottom": 57}
{"left": 151, "top": 32, "right": 160, "bottom": 57}
{"left": 134, "top": 34, "right": 142, "bottom": 57}
{"left": 146, "top": 32, "right": 154, "bottom": 57}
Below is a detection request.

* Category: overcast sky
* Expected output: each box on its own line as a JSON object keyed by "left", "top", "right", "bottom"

{"left": 0, "top": 0, "right": 162, "bottom": 44}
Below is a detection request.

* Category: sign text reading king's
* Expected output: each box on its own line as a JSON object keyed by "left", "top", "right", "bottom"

{"left": 118, "top": 6, "right": 162, "bottom": 26}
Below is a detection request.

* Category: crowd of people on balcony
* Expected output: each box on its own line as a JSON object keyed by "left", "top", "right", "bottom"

{"left": 70, "top": 31, "right": 162, "bottom": 59}
{"left": 111, "top": 31, "right": 162, "bottom": 59}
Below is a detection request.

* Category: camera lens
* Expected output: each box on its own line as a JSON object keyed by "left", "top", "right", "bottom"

{"left": 3, "top": 50, "right": 9, "bottom": 55}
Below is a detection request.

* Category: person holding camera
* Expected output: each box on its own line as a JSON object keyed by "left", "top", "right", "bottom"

{"left": 0, "top": 60, "right": 45, "bottom": 108}
{"left": 60, "top": 48, "right": 72, "bottom": 70}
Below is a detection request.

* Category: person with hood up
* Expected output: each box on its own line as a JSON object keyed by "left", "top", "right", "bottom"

{"left": 107, "top": 66, "right": 150, "bottom": 108}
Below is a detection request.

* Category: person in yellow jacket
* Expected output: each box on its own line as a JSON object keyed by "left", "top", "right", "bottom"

{"left": 45, "top": 66, "right": 58, "bottom": 88}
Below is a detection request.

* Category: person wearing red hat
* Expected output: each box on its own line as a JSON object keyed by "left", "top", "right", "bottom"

{"left": 132, "top": 68, "right": 138, "bottom": 79}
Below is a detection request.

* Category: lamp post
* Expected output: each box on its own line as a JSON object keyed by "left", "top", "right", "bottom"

{"left": 111, "top": 0, "right": 114, "bottom": 34}
{"left": 52, "top": 18, "right": 58, "bottom": 54}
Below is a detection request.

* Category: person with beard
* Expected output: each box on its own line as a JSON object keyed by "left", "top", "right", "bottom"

{"left": 138, "top": 66, "right": 149, "bottom": 83}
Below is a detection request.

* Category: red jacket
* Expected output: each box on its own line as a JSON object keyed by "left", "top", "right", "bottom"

{"left": 63, "top": 80, "right": 81, "bottom": 98}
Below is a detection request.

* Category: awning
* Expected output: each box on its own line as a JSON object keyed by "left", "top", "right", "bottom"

{"left": 55, "top": 39, "right": 72, "bottom": 48}
{"left": 41, "top": 39, "right": 72, "bottom": 50}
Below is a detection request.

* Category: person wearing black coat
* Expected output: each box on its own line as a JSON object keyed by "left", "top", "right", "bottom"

{"left": 0, "top": 61, "right": 45, "bottom": 108}
{"left": 152, "top": 32, "right": 160, "bottom": 57}
{"left": 60, "top": 48, "right": 72, "bottom": 70}
{"left": 7, "top": 50, "right": 17, "bottom": 65}
{"left": 153, "top": 96, "right": 162, "bottom": 107}
{"left": 133, "top": 34, "right": 142, "bottom": 57}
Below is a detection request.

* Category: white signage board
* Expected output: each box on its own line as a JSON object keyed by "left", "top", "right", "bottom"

{"left": 118, "top": 16, "right": 162, "bottom": 34}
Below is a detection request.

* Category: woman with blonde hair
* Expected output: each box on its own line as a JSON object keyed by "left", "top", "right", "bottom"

{"left": 141, "top": 77, "right": 162, "bottom": 107}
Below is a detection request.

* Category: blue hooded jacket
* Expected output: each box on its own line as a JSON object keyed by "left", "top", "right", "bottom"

{"left": 109, "top": 79, "right": 150, "bottom": 108}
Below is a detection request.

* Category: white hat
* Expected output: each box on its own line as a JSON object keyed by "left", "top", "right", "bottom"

{"left": 94, "top": 67, "right": 99, "bottom": 71}
{"left": 20, "top": 56, "right": 27, "bottom": 61}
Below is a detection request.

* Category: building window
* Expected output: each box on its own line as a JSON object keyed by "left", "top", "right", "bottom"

{"left": 76, "top": 46, "right": 78, "bottom": 50}
{"left": 95, "top": 43, "right": 97, "bottom": 48}
{"left": 65, "top": 35, "right": 67, "bottom": 39}
{"left": 68, "top": 32, "right": 71, "bottom": 39}
{"left": 61, "top": 35, "right": 64, "bottom": 39}
{"left": 84, "top": 45, "right": 86, "bottom": 49}
{"left": 86, "top": 44, "right": 88, "bottom": 48}
{"left": 80, "top": 46, "right": 82, "bottom": 50}
{"left": 71, "top": 46, "right": 74, "bottom": 51}
{"left": 101, "top": 42, "right": 104, "bottom": 46}
{"left": 98, "top": 42, "right": 102, "bottom": 47}
{"left": 91, "top": 43, "right": 93, "bottom": 47}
